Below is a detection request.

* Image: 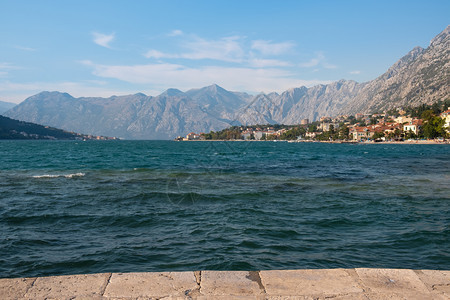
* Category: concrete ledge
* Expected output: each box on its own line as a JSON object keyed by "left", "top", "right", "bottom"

{"left": 0, "top": 269, "right": 448, "bottom": 299}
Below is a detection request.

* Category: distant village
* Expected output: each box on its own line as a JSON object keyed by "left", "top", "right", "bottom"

{"left": 176, "top": 102, "right": 450, "bottom": 143}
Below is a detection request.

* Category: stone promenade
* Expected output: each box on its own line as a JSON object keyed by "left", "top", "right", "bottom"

{"left": 1, "top": 268, "right": 448, "bottom": 299}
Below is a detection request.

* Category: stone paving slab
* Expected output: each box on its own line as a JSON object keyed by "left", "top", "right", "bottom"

{"left": 355, "top": 268, "right": 430, "bottom": 294}
{"left": 0, "top": 269, "right": 449, "bottom": 299}
{"left": 103, "top": 271, "right": 198, "bottom": 299}
{"left": 200, "top": 271, "right": 264, "bottom": 296}
{"left": 415, "top": 270, "right": 450, "bottom": 298}
{"left": 25, "top": 273, "right": 110, "bottom": 299}
{"left": 260, "top": 269, "right": 363, "bottom": 297}
{"left": 0, "top": 277, "right": 36, "bottom": 299}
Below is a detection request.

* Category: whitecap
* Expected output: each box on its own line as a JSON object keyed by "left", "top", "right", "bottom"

{"left": 64, "top": 172, "right": 85, "bottom": 178}
{"left": 32, "top": 173, "right": 85, "bottom": 179}
{"left": 32, "top": 174, "right": 59, "bottom": 178}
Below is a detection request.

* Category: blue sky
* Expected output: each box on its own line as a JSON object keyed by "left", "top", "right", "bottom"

{"left": 0, "top": 0, "right": 449, "bottom": 103}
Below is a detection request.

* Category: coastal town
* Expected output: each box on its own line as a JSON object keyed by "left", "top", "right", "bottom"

{"left": 177, "top": 102, "right": 450, "bottom": 143}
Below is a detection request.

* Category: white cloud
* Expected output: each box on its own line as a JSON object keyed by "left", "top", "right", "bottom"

{"left": 92, "top": 32, "right": 115, "bottom": 48}
{"left": 249, "top": 58, "right": 291, "bottom": 68}
{"left": 350, "top": 70, "right": 361, "bottom": 74}
{"left": 14, "top": 45, "right": 37, "bottom": 51}
{"left": 143, "top": 36, "right": 246, "bottom": 63}
{"left": 168, "top": 29, "right": 183, "bottom": 36}
{"left": 323, "top": 62, "right": 337, "bottom": 69}
{"left": 144, "top": 35, "right": 297, "bottom": 65}
{"left": 299, "top": 57, "right": 321, "bottom": 68}
{"left": 0, "top": 80, "right": 140, "bottom": 103}
{"left": 300, "top": 52, "right": 337, "bottom": 69}
{"left": 79, "top": 60, "right": 93, "bottom": 66}
{"left": 143, "top": 49, "right": 176, "bottom": 59}
{"left": 251, "top": 40, "right": 294, "bottom": 55}
{"left": 0, "top": 63, "right": 21, "bottom": 77}
{"left": 179, "top": 35, "right": 245, "bottom": 62}
{"left": 83, "top": 61, "right": 327, "bottom": 94}
{"left": 0, "top": 63, "right": 18, "bottom": 70}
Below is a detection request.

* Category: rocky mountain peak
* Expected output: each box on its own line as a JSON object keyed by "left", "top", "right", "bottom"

{"left": 430, "top": 25, "right": 449, "bottom": 47}
{"left": 36, "top": 91, "right": 73, "bottom": 98}
{"left": 160, "top": 88, "right": 185, "bottom": 97}
{"left": 187, "top": 84, "right": 230, "bottom": 97}
{"left": 25, "top": 91, "right": 74, "bottom": 104}
{"left": 385, "top": 46, "right": 425, "bottom": 78}
{"left": 282, "top": 87, "right": 307, "bottom": 98}
{"left": 134, "top": 92, "right": 147, "bottom": 97}
{"left": 205, "top": 84, "right": 223, "bottom": 92}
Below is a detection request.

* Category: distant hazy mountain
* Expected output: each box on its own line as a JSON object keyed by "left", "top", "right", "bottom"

{"left": 236, "top": 80, "right": 363, "bottom": 125}
{"left": 0, "top": 100, "right": 16, "bottom": 114}
{"left": 4, "top": 87, "right": 248, "bottom": 139}
{"left": 5, "top": 26, "right": 449, "bottom": 139}
{"left": 186, "top": 84, "right": 251, "bottom": 121}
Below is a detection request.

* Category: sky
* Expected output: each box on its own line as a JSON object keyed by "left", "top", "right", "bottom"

{"left": 0, "top": 0, "right": 449, "bottom": 103}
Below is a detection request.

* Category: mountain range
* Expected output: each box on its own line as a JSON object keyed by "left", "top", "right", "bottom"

{"left": 4, "top": 26, "right": 449, "bottom": 139}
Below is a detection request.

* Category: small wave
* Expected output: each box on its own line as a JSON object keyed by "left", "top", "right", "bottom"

{"left": 32, "top": 172, "right": 85, "bottom": 179}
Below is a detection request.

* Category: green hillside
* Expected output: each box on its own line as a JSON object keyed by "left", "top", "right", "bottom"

{"left": 0, "top": 115, "right": 94, "bottom": 140}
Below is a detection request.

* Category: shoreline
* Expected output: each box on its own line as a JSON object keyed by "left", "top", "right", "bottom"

{"left": 178, "top": 139, "right": 450, "bottom": 144}
{"left": 1, "top": 268, "right": 448, "bottom": 299}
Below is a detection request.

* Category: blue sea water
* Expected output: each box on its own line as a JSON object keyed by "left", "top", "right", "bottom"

{"left": 0, "top": 140, "right": 449, "bottom": 278}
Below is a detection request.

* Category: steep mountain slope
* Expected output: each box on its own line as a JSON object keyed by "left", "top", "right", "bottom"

{"left": 343, "top": 25, "right": 449, "bottom": 114}
{"left": 4, "top": 26, "right": 449, "bottom": 139}
{"left": 125, "top": 89, "right": 233, "bottom": 139}
{"left": 0, "top": 115, "right": 92, "bottom": 140}
{"left": 186, "top": 84, "right": 250, "bottom": 121}
{"left": 236, "top": 26, "right": 449, "bottom": 124}
{"left": 0, "top": 100, "right": 16, "bottom": 114}
{"left": 239, "top": 80, "right": 363, "bottom": 125}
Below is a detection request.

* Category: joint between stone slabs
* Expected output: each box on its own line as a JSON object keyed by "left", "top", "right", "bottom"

{"left": 194, "top": 270, "right": 201, "bottom": 287}
{"left": 196, "top": 270, "right": 202, "bottom": 295}
{"left": 23, "top": 277, "right": 37, "bottom": 298}
{"left": 344, "top": 268, "right": 368, "bottom": 293}
{"left": 184, "top": 271, "right": 202, "bottom": 298}
{"left": 246, "top": 270, "right": 266, "bottom": 294}
{"left": 100, "top": 273, "right": 112, "bottom": 297}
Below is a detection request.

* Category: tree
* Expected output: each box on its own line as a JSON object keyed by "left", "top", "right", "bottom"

{"left": 422, "top": 116, "right": 446, "bottom": 139}
{"left": 308, "top": 124, "right": 317, "bottom": 132}
{"left": 339, "top": 124, "right": 349, "bottom": 140}
{"left": 404, "top": 129, "right": 417, "bottom": 140}
{"left": 328, "top": 124, "right": 335, "bottom": 135}
{"left": 266, "top": 134, "right": 277, "bottom": 141}
{"left": 421, "top": 110, "right": 434, "bottom": 122}
{"left": 372, "top": 131, "right": 385, "bottom": 140}
{"left": 387, "top": 108, "right": 400, "bottom": 118}
{"left": 421, "top": 110, "right": 446, "bottom": 139}
{"left": 393, "top": 128, "right": 402, "bottom": 140}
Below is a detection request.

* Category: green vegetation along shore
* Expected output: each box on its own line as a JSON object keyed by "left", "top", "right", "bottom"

{"left": 180, "top": 100, "right": 450, "bottom": 143}
{"left": 0, "top": 115, "right": 116, "bottom": 140}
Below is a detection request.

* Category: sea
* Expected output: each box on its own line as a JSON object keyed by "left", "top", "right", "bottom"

{"left": 0, "top": 140, "right": 449, "bottom": 278}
